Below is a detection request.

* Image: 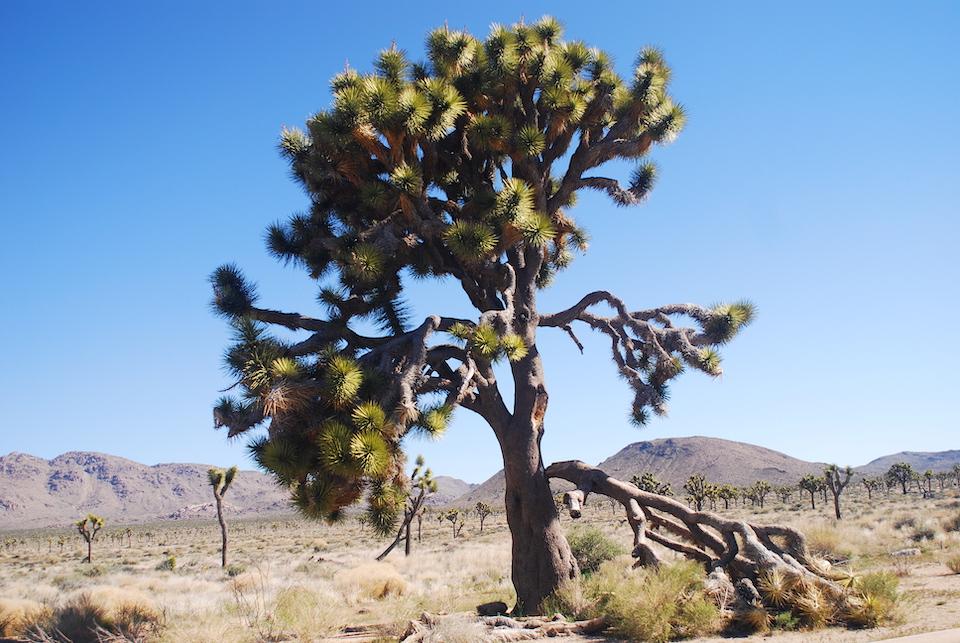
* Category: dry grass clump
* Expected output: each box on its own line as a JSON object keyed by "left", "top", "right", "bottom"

{"left": 273, "top": 586, "right": 346, "bottom": 639}
{"left": 942, "top": 512, "right": 960, "bottom": 533}
{"left": 22, "top": 587, "right": 163, "bottom": 642}
{"left": 803, "top": 523, "right": 858, "bottom": 561}
{"left": 945, "top": 554, "right": 960, "bottom": 574}
{"left": 555, "top": 558, "right": 719, "bottom": 642}
{"left": 335, "top": 562, "right": 408, "bottom": 600}
{"left": 0, "top": 598, "right": 52, "bottom": 638}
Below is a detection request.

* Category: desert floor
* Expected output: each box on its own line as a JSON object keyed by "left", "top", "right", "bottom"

{"left": 2, "top": 488, "right": 959, "bottom": 642}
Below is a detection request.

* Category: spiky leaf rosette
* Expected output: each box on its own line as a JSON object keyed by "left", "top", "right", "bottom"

{"left": 210, "top": 17, "right": 748, "bottom": 534}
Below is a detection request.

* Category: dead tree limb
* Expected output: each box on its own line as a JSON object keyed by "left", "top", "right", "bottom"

{"left": 545, "top": 460, "right": 855, "bottom": 610}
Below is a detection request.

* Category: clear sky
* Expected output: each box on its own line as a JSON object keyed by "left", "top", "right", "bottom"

{"left": 1, "top": 1, "right": 957, "bottom": 483}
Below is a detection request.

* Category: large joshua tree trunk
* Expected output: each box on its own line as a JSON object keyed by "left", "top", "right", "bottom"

{"left": 497, "top": 414, "right": 577, "bottom": 613}
{"left": 214, "top": 493, "right": 228, "bottom": 568}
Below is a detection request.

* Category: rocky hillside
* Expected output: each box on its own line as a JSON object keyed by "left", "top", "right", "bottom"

{"left": 452, "top": 436, "right": 825, "bottom": 505}
{"left": 0, "top": 452, "right": 293, "bottom": 530}
{"left": 856, "top": 450, "right": 960, "bottom": 475}
{"left": 0, "top": 451, "right": 478, "bottom": 530}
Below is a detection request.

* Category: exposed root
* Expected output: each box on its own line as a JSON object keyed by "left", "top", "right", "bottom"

{"left": 400, "top": 611, "right": 607, "bottom": 641}
{"left": 545, "top": 460, "right": 859, "bottom": 624}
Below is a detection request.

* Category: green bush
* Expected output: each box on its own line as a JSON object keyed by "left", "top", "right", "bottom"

{"left": 155, "top": 556, "right": 176, "bottom": 571}
{"left": 586, "top": 558, "right": 720, "bottom": 642}
{"left": 226, "top": 563, "right": 246, "bottom": 577}
{"left": 566, "top": 526, "right": 625, "bottom": 575}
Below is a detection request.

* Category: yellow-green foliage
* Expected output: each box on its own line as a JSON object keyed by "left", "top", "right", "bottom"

{"left": 565, "top": 526, "right": 625, "bottom": 575}
{"left": 565, "top": 558, "right": 719, "bottom": 642}
{"left": 273, "top": 586, "right": 345, "bottom": 638}
{"left": 845, "top": 571, "right": 899, "bottom": 627}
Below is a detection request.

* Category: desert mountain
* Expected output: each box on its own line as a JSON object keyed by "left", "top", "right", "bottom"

{"left": 856, "top": 450, "right": 960, "bottom": 476}
{"left": 454, "top": 436, "right": 827, "bottom": 505}
{"left": 0, "top": 451, "right": 291, "bottom": 530}
{"left": 0, "top": 451, "right": 478, "bottom": 531}
{"left": 429, "top": 475, "right": 478, "bottom": 506}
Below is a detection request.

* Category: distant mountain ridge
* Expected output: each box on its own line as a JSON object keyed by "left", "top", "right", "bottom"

{"left": 0, "top": 451, "right": 478, "bottom": 531}
{"left": 447, "top": 436, "right": 960, "bottom": 505}
{"left": 4, "top": 439, "right": 957, "bottom": 528}
{"left": 856, "top": 450, "right": 960, "bottom": 475}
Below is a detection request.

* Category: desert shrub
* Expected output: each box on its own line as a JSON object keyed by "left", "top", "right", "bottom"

{"left": 273, "top": 586, "right": 344, "bottom": 638}
{"left": 566, "top": 526, "right": 625, "bottom": 575}
{"left": 36, "top": 588, "right": 163, "bottom": 642}
{"left": 909, "top": 525, "right": 936, "bottom": 542}
{"left": 541, "top": 580, "right": 593, "bottom": 620}
{"left": 845, "top": 571, "right": 899, "bottom": 627}
{"left": 586, "top": 558, "right": 720, "bottom": 642}
{"left": 893, "top": 516, "right": 916, "bottom": 530}
{"left": 804, "top": 524, "right": 856, "bottom": 561}
{"left": 946, "top": 555, "right": 960, "bottom": 574}
{"left": 0, "top": 598, "right": 51, "bottom": 638}
{"left": 942, "top": 513, "right": 960, "bottom": 533}
{"left": 79, "top": 564, "right": 106, "bottom": 577}
{"left": 226, "top": 563, "right": 246, "bottom": 577}
{"left": 155, "top": 555, "right": 176, "bottom": 571}
{"left": 335, "top": 562, "right": 408, "bottom": 600}
{"left": 771, "top": 610, "right": 800, "bottom": 630}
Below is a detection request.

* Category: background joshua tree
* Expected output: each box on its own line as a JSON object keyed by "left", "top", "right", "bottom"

{"left": 935, "top": 471, "right": 951, "bottom": 492}
{"left": 886, "top": 462, "right": 916, "bottom": 495}
{"left": 861, "top": 475, "right": 882, "bottom": 500}
{"left": 717, "top": 483, "right": 738, "bottom": 509}
{"left": 953, "top": 463, "right": 960, "bottom": 488}
{"left": 75, "top": 514, "right": 103, "bottom": 564}
{"left": 377, "top": 455, "right": 437, "bottom": 560}
{"left": 774, "top": 484, "right": 793, "bottom": 504}
{"left": 799, "top": 474, "right": 823, "bottom": 510}
{"left": 444, "top": 509, "right": 464, "bottom": 539}
{"left": 630, "top": 471, "right": 673, "bottom": 496}
{"left": 207, "top": 466, "right": 238, "bottom": 567}
{"left": 475, "top": 501, "right": 493, "bottom": 533}
{"left": 823, "top": 464, "right": 854, "bottom": 520}
{"left": 208, "top": 16, "right": 753, "bottom": 611}
{"left": 749, "top": 480, "right": 771, "bottom": 508}
{"left": 683, "top": 474, "right": 710, "bottom": 511}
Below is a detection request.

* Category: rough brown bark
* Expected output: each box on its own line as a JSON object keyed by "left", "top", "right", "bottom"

{"left": 214, "top": 493, "right": 228, "bottom": 568}
{"left": 496, "top": 415, "right": 577, "bottom": 613}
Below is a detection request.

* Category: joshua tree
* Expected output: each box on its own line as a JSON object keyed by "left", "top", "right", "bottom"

{"left": 630, "top": 472, "right": 672, "bottom": 496}
{"left": 377, "top": 455, "right": 437, "bottom": 559}
{"left": 799, "top": 474, "right": 823, "bottom": 509}
{"left": 207, "top": 17, "right": 754, "bottom": 611}
{"left": 208, "top": 465, "right": 238, "bottom": 567}
{"left": 717, "top": 484, "right": 738, "bottom": 509}
{"left": 861, "top": 475, "right": 881, "bottom": 500}
{"left": 923, "top": 469, "right": 934, "bottom": 496}
{"left": 935, "top": 471, "right": 950, "bottom": 492}
{"left": 774, "top": 485, "right": 793, "bottom": 504}
{"left": 475, "top": 501, "right": 493, "bottom": 533}
{"left": 750, "top": 480, "right": 772, "bottom": 508}
{"left": 75, "top": 514, "right": 103, "bottom": 563}
{"left": 444, "top": 509, "right": 465, "bottom": 539}
{"left": 823, "top": 464, "right": 854, "bottom": 520}
{"left": 886, "top": 462, "right": 916, "bottom": 495}
{"left": 683, "top": 475, "right": 710, "bottom": 511}
{"left": 953, "top": 463, "right": 960, "bottom": 488}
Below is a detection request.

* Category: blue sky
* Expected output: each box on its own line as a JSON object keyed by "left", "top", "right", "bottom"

{"left": 1, "top": 1, "right": 957, "bottom": 483}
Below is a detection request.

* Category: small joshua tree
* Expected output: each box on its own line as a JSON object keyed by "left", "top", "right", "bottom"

{"left": 377, "top": 455, "right": 437, "bottom": 559}
{"left": 886, "top": 462, "right": 916, "bottom": 495}
{"left": 475, "top": 501, "right": 493, "bottom": 533}
{"left": 799, "top": 474, "right": 823, "bottom": 510}
{"left": 953, "top": 463, "right": 960, "bottom": 488}
{"left": 207, "top": 465, "right": 238, "bottom": 567}
{"left": 630, "top": 471, "right": 672, "bottom": 496}
{"left": 683, "top": 474, "right": 709, "bottom": 511}
{"left": 444, "top": 509, "right": 465, "bottom": 539}
{"left": 750, "top": 480, "right": 772, "bottom": 508}
{"left": 717, "top": 484, "right": 738, "bottom": 509}
{"left": 75, "top": 514, "right": 103, "bottom": 563}
{"left": 823, "top": 464, "right": 854, "bottom": 520}
{"left": 774, "top": 484, "right": 793, "bottom": 504}
{"left": 935, "top": 471, "right": 951, "bottom": 492}
{"left": 861, "top": 475, "right": 881, "bottom": 500}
